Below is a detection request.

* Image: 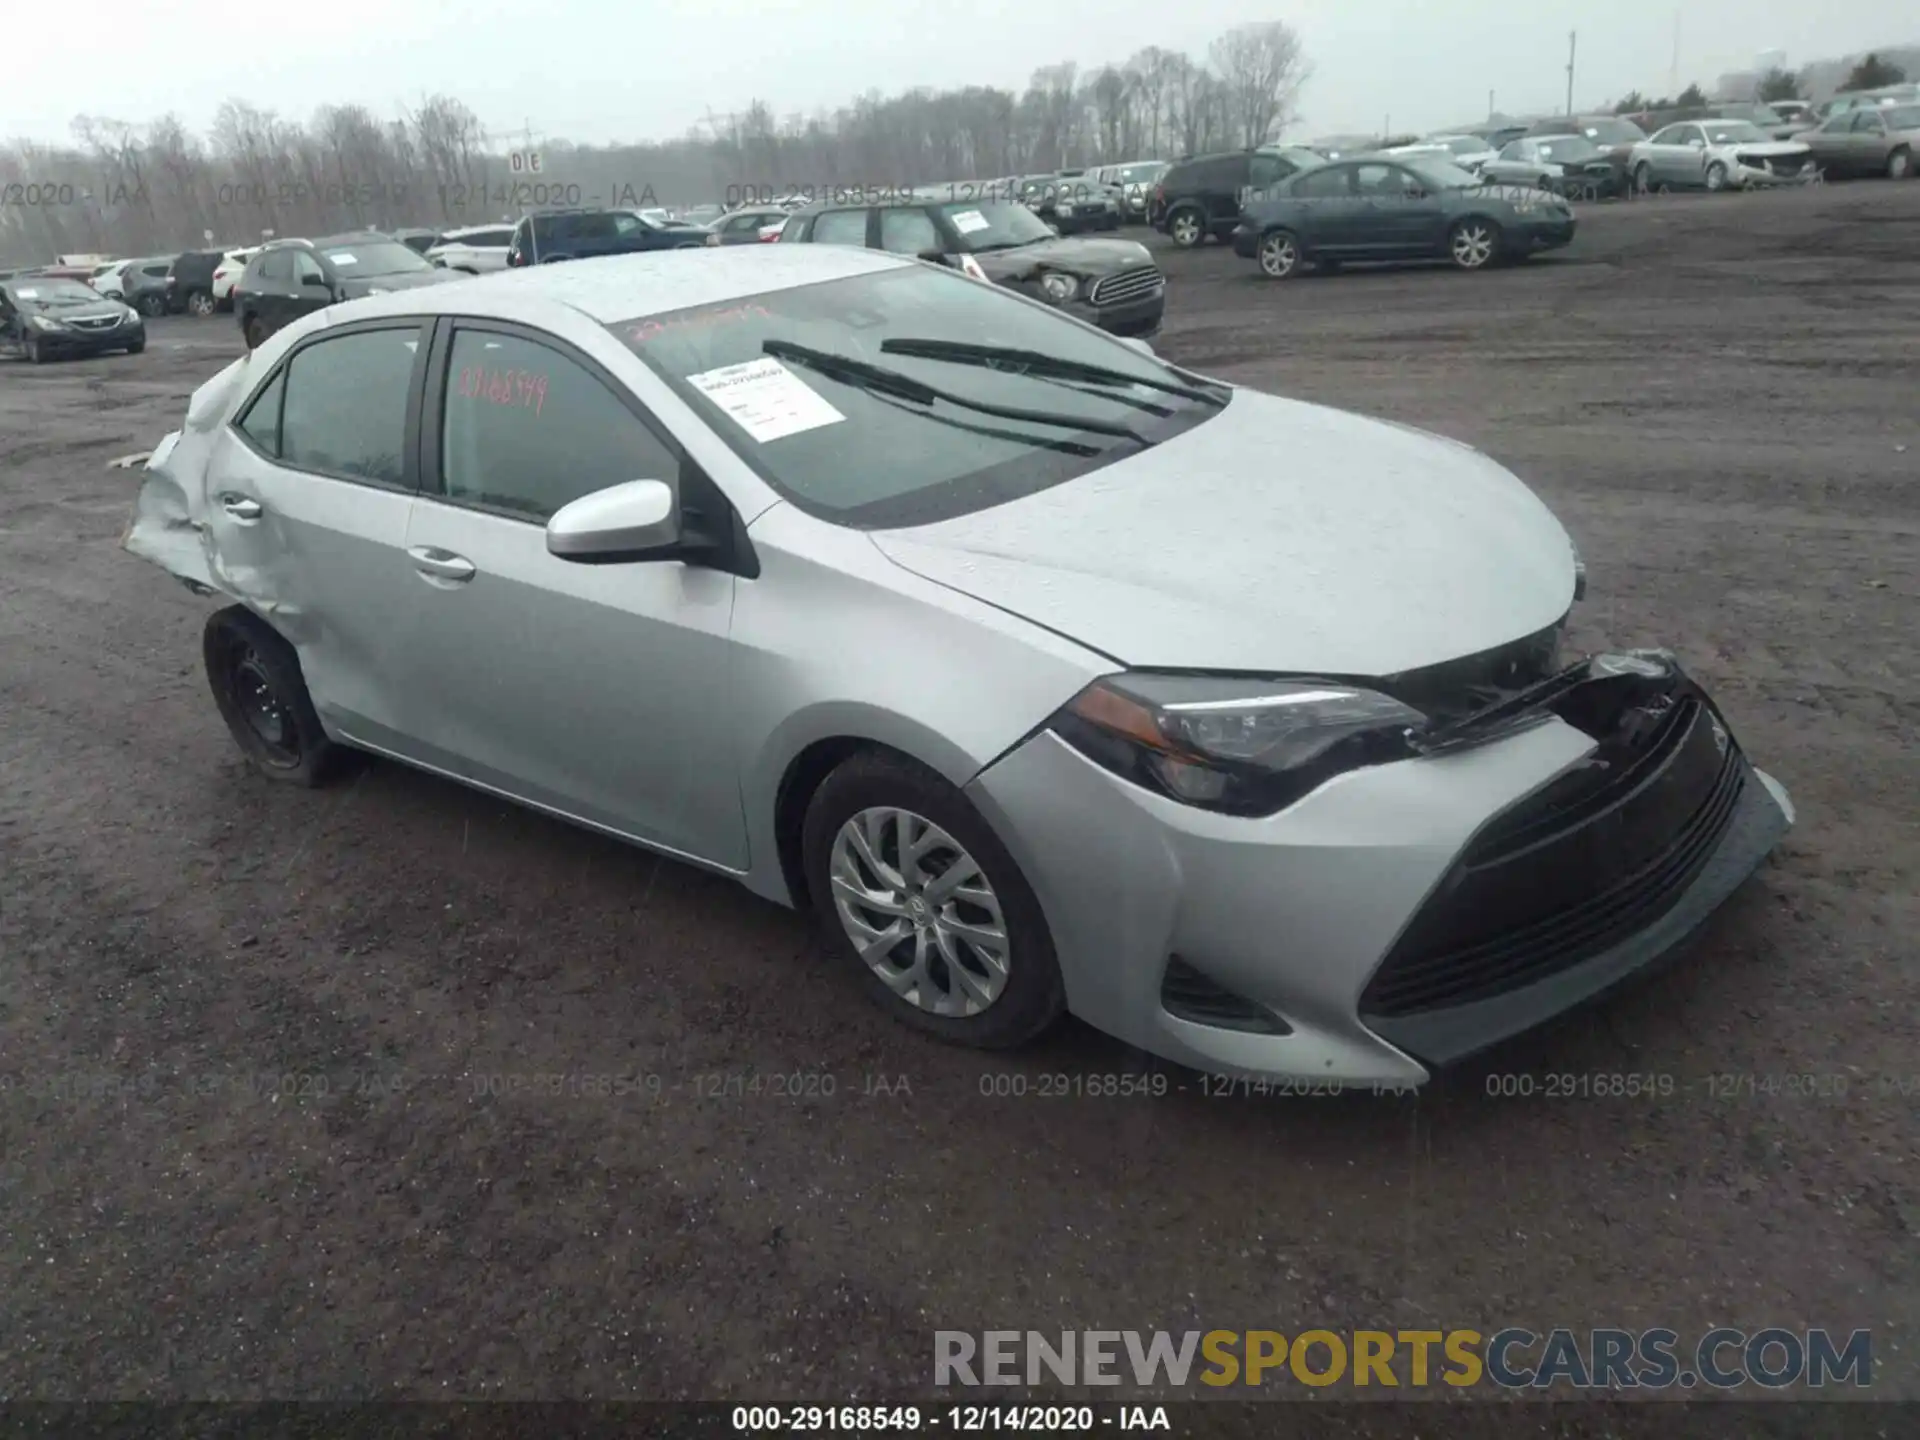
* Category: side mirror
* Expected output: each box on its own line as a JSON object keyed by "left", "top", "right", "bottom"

{"left": 917, "top": 249, "right": 953, "bottom": 266}
{"left": 1117, "top": 336, "right": 1155, "bottom": 358}
{"left": 547, "top": 479, "right": 680, "bottom": 564}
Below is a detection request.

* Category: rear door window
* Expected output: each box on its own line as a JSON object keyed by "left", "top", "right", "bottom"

{"left": 879, "top": 208, "right": 941, "bottom": 255}
{"left": 810, "top": 209, "right": 872, "bottom": 246}
{"left": 277, "top": 326, "right": 421, "bottom": 485}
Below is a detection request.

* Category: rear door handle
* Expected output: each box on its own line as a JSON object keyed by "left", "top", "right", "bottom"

{"left": 221, "top": 495, "right": 263, "bottom": 521}
{"left": 407, "top": 546, "right": 476, "bottom": 582}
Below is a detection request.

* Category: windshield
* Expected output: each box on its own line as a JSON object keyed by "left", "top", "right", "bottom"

{"left": 1538, "top": 136, "right": 1604, "bottom": 161}
{"left": 936, "top": 201, "right": 1056, "bottom": 253}
{"left": 1579, "top": 119, "right": 1645, "bottom": 143}
{"left": 322, "top": 240, "right": 432, "bottom": 277}
{"left": 5, "top": 279, "right": 103, "bottom": 305}
{"left": 1440, "top": 137, "right": 1486, "bottom": 156}
{"left": 1405, "top": 158, "right": 1488, "bottom": 189}
{"left": 616, "top": 265, "right": 1222, "bottom": 526}
{"left": 1883, "top": 105, "right": 1920, "bottom": 128}
{"left": 1703, "top": 121, "right": 1767, "bottom": 144}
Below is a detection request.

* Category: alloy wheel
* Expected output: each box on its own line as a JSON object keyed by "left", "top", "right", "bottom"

{"left": 1258, "top": 233, "right": 1298, "bottom": 278}
{"left": 828, "top": 806, "right": 1010, "bottom": 1018}
{"left": 188, "top": 291, "right": 215, "bottom": 317}
{"left": 1705, "top": 163, "right": 1728, "bottom": 192}
{"left": 1170, "top": 211, "right": 1203, "bottom": 247}
{"left": 1450, "top": 222, "right": 1495, "bottom": 269}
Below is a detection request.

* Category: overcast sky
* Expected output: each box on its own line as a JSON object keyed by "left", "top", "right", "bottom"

{"left": 8, "top": 0, "right": 1911, "bottom": 152}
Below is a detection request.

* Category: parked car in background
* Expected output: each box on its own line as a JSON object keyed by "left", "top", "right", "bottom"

{"left": 1524, "top": 115, "right": 1648, "bottom": 192}
{"left": 166, "top": 250, "right": 226, "bottom": 316}
{"left": 1151, "top": 147, "right": 1326, "bottom": 247}
{"left": 1482, "top": 135, "right": 1627, "bottom": 197}
{"left": 391, "top": 228, "right": 445, "bottom": 255}
{"left": 212, "top": 247, "right": 260, "bottom": 311}
{"left": 1405, "top": 134, "right": 1501, "bottom": 173}
{"left": 0, "top": 275, "right": 145, "bottom": 362}
{"left": 1701, "top": 101, "right": 1814, "bottom": 141}
{"left": 121, "top": 257, "right": 174, "bottom": 316}
{"left": 681, "top": 204, "right": 725, "bottom": 227}
{"left": 506, "top": 207, "right": 711, "bottom": 266}
{"left": 1629, "top": 120, "right": 1815, "bottom": 191}
{"left": 1766, "top": 100, "right": 1818, "bottom": 136}
{"left": 1013, "top": 174, "right": 1119, "bottom": 234}
{"left": 705, "top": 208, "right": 795, "bottom": 245}
{"left": 234, "top": 232, "right": 462, "bottom": 348}
{"left": 1092, "top": 160, "right": 1171, "bottom": 222}
{"left": 1818, "top": 84, "right": 1919, "bottom": 122}
{"left": 1469, "top": 123, "right": 1534, "bottom": 153}
{"left": 1234, "top": 156, "right": 1575, "bottom": 279}
{"left": 427, "top": 224, "right": 515, "bottom": 273}
{"left": 89, "top": 259, "right": 134, "bottom": 297}
{"left": 781, "top": 195, "right": 1165, "bottom": 336}
{"left": 1795, "top": 102, "right": 1920, "bottom": 179}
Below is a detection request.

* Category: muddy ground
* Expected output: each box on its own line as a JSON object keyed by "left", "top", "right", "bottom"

{"left": 1, "top": 183, "right": 1916, "bottom": 1428}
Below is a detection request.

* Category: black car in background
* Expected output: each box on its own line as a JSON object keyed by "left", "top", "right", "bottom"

{"left": 505, "top": 207, "right": 710, "bottom": 265}
{"left": 1233, "top": 156, "right": 1575, "bottom": 279}
{"left": 781, "top": 195, "right": 1165, "bottom": 336}
{"left": 166, "top": 250, "right": 225, "bottom": 316}
{"left": 1522, "top": 115, "right": 1648, "bottom": 193}
{"left": 234, "top": 232, "right": 461, "bottom": 348}
{"left": 122, "top": 257, "right": 176, "bottom": 316}
{"left": 1017, "top": 172, "right": 1122, "bottom": 234}
{"left": 0, "top": 275, "right": 145, "bottom": 362}
{"left": 1150, "top": 146, "right": 1326, "bottom": 247}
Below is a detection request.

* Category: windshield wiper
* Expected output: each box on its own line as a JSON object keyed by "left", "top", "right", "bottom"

{"left": 762, "top": 340, "right": 1145, "bottom": 443}
{"left": 881, "top": 338, "right": 1224, "bottom": 406}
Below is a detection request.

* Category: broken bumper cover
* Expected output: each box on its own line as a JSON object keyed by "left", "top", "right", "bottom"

{"left": 964, "top": 651, "right": 1791, "bottom": 1087}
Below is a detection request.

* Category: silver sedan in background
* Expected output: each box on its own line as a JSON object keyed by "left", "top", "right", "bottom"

{"left": 125, "top": 246, "right": 1794, "bottom": 1087}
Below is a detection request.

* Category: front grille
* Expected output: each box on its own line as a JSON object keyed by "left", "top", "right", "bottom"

{"left": 1361, "top": 687, "right": 1746, "bottom": 1019}
{"left": 70, "top": 315, "right": 119, "bottom": 331}
{"left": 1161, "top": 957, "right": 1291, "bottom": 1034}
{"left": 1089, "top": 266, "right": 1165, "bottom": 307}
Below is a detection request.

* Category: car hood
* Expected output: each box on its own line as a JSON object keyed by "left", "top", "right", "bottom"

{"left": 338, "top": 269, "right": 462, "bottom": 295}
{"left": 868, "top": 389, "right": 1577, "bottom": 677}
{"left": 20, "top": 298, "right": 127, "bottom": 320}
{"left": 972, "top": 236, "right": 1154, "bottom": 280}
{"left": 1719, "top": 140, "right": 1810, "bottom": 156}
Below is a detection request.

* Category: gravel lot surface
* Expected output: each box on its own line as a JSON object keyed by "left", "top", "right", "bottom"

{"left": 2, "top": 183, "right": 1915, "bottom": 1428}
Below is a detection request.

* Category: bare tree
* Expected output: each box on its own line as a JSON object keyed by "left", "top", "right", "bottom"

{"left": 1209, "top": 21, "right": 1310, "bottom": 148}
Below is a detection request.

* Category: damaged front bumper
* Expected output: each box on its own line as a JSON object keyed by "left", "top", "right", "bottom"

{"left": 965, "top": 647, "right": 1792, "bottom": 1087}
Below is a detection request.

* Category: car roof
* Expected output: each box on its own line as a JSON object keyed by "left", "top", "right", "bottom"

{"left": 329, "top": 245, "right": 910, "bottom": 326}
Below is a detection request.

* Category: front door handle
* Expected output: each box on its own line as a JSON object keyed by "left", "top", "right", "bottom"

{"left": 407, "top": 546, "right": 476, "bottom": 582}
{"left": 221, "top": 495, "right": 263, "bottom": 521}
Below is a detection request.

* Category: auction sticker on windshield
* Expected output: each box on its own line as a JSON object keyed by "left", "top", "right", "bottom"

{"left": 328, "top": 252, "right": 358, "bottom": 266}
{"left": 687, "top": 357, "right": 846, "bottom": 443}
{"left": 950, "top": 210, "right": 991, "bottom": 235}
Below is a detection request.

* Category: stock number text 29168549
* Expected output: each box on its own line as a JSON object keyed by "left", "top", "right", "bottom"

{"left": 454, "top": 365, "right": 548, "bottom": 414}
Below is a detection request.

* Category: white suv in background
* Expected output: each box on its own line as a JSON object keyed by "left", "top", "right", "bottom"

{"left": 425, "top": 224, "right": 513, "bottom": 273}
{"left": 89, "top": 259, "right": 135, "bottom": 297}
{"left": 212, "top": 247, "right": 260, "bottom": 310}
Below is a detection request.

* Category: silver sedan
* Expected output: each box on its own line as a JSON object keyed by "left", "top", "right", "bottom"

{"left": 125, "top": 246, "right": 1794, "bottom": 1087}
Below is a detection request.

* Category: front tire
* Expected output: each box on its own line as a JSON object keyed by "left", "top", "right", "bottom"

{"left": 1704, "top": 161, "right": 1729, "bottom": 192}
{"left": 1447, "top": 217, "right": 1500, "bottom": 270}
{"left": 801, "top": 751, "right": 1066, "bottom": 1050}
{"left": 1257, "top": 229, "right": 1302, "bottom": 279}
{"left": 202, "top": 606, "right": 342, "bottom": 787}
{"left": 24, "top": 335, "right": 45, "bottom": 364}
{"left": 1167, "top": 206, "right": 1206, "bottom": 249}
{"left": 125, "top": 338, "right": 145, "bottom": 354}
{"left": 243, "top": 315, "right": 267, "bottom": 351}
{"left": 1889, "top": 148, "right": 1913, "bottom": 180}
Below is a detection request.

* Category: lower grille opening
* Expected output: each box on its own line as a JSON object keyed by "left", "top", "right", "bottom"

{"left": 1361, "top": 686, "right": 1746, "bottom": 1020}
{"left": 1161, "top": 957, "right": 1292, "bottom": 1034}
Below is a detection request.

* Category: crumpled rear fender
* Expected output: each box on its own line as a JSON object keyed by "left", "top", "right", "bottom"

{"left": 120, "top": 354, "right": 254, "bottom": 598}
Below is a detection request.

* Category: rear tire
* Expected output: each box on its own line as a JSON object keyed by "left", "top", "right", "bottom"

{"left": 202, "top": 606, "right": 343, "bottom": 787}
{"left": 186, "top": 289, "right": 216, "bottom": 317}
{"left": 1167, "top": 206, "right": 1206, "bottom": 248}
{"left": 1632, "top": 162, "right": 1652, "bottom": 195}
{"left": 1889, "top": 148, "right": 1913, "bottom": 180}
{"left": 801, "top": 751, "right": 1066, "bottom": 1050}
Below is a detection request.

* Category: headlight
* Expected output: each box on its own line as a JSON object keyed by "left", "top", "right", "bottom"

{"left": 1050, "top": 673, "right": 1427, "bottom": 816}
{"left": 1040, "top": 271, "right": 1079, "bottom": 302}
{"left": 30, "top": 315, "right": 63, "bottom": 330}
